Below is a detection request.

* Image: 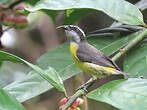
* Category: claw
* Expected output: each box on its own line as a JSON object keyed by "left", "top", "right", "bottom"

{"left": 77, "top": 78, "right": 96, "bottom": 92}
{"left": 77, "top": 84, "right": 88, "bottom": 92}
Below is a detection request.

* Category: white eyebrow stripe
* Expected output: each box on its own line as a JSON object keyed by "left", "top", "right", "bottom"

{"left": 69, "top": 25, "right": 85, "bottom": 37}
{"left": 76, "top": 26, "right": 86, "bottom": 37}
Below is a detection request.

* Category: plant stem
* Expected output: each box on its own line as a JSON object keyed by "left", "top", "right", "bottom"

{"left": 112, "top": 29, "right": 147, "bottom": 61}
{"left": 62, "top": 90, "right": 84, "bottom": 110}
{"left": 61, "top": 29, "right": 147, "bottom": 110}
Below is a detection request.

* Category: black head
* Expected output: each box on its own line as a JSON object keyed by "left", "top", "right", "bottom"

{"left": 57, "top": 25, "right": 86, "bottom": 43}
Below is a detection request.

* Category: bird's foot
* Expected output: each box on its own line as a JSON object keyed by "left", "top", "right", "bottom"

{"left": 77, "top": 83, "right": 88, "bottom": 92}
{"left": 77, "top": 78, "right": 96, "bottom": 92}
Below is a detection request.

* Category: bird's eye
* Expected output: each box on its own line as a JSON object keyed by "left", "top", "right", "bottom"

{"left": 67, "top": 27, "right": 71, "bottom": 31}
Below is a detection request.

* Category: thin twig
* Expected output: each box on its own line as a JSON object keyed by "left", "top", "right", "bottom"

{"left": 62, "top": 78, "right": 94, "bottom": 110}
{"left": 112, "top": 29, "right": 147, "bottom": 61}
{"left": 62, "top": 90, "right": 84, "bottom": 110}
{"left": 61, "top": 29, "right": 147, "bottom": 110}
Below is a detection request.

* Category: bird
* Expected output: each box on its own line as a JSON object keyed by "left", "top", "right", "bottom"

{"left": 57, "top": 25, "right": 128, "bottom": 91}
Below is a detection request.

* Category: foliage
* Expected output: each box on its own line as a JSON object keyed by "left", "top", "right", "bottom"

{"left": 0, "top": 87, "right": 26, "bottom": 110}
{"left": 0, "top": 0, "right": 147, "bottom": 110}
{"left": 87, "top": 78, "right": 147, "bottom": 110}
{"left": 26, "top": 0, "right": 144, "bottom": 25}
{"left": 123, "top": 43, "right": 147, "bottom": 78}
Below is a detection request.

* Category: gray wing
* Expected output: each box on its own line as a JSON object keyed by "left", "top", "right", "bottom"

{"left": 76, "top": 42, "right": 121, "bottom": 71}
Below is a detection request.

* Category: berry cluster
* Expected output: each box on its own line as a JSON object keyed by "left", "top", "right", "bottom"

{"left": 59, "top": 97, "right": 84, "bottom": 110}
{"left": 0, "top": 5, "right": 28, "bottom": 29}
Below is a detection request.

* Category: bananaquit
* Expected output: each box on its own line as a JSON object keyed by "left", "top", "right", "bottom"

{"left": 57, "top": 25, "right": 128, "bottom": 90}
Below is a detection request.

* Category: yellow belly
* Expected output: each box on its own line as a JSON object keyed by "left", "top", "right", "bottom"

{"left": 70, "top": 42, "right": 84, "bottom": 70}
{"left": 70, "top": 42, "right": 116, "bottom": 78}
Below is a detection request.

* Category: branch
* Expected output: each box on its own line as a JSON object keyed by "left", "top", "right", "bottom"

{"left": 62, "top": 78, "right": 94, "bottom": 110}
{"left": 62, "top": 90, "right": 84, "bottom": 110}
{"left": 112, "top": 29, "right": 147, "bottom": 61}
{"left": 61, "top": 29, "right": 147, "bottom": 110}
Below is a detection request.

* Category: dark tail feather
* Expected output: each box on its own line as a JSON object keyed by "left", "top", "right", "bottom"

{"left": 121, "top": 71, "right": 129, "bottom": 79}
{"left": 114, "top": 70, "right": 129, "bottom": 79}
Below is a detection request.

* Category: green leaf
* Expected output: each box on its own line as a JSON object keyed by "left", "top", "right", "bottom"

{"left": 26, "top": 0, "right": 144, "bottom": 25}
{"left": 66, "top": 9, "right": 75, "bottom": 17}
{"left": 123, "top": 43, "right": 147, "bottom": 78}
{"left": 4, "top": 31, "right": 141, "bottom": 102}
{"left": 135, "top": 0, "right": 147, "bottom": 11}
{"left": 42, "top": 10, "right": 57, "bottom": 24}
{"left": 63, "top": 9, "right": 95, "bottom": 25}
{"left": 28, "top": 64, "right": 64, "bottom": 92}
{"left": 0, "top": 0, "right": 15, "bottom": 4}
{"left": 94, "top": 31, "right": 141, "bottom": 56}
{"left": 87, "top": 78, "right": 147, "bottom": 110}
{"left": 44, "top": 9, "right": 93, "bottom": 25}
{"left": 0, "top": 51, "right": 65, "bottom": 92}
{"left": 4, "top": 70, "right": 52, "bottom": 102}
{"left": 4, "top": 42, "right": 79, "bottom": 103}
{"left": 0, "top": 62, "right": 29, "bottom": 87}
{"left": 26, "top": 0, "right": 39, "bottom": 6}
{"left": 0, "top": 87, "right": 26, "bottom": 110}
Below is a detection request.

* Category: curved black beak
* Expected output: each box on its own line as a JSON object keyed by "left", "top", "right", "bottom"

{"left": 56, "top": 25, "right": 68, "bottom": 30}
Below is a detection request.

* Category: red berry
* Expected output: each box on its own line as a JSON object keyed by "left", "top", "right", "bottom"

{"left": 15, "top": 5, "right": 25, "bottom": 10}
{"left": 59, "top": 106, "right": 80, "bottom": 110}
{"left": 59, "top": 105, "right": 63, "bottom": 110}
{"left": 69, "top": 106, "right": 80, "bottom": 110}
{"left": 68, "top": 107, "right": 72, "bottom": 110}
{"left": 3, "top": 14, "right": 15, "bottom": 26}
{"left": 59, "top": 97, "right": 68, "bottom": 106}
{"left": 59, "top": 97, "right": 83, "bottom": 110}
{"left": 72, "top": 98, "right": 84, "bottom": 106}
{"left": 14, "top": 15, "right": 28, "bottom": 28}
{"left": 15, "top": 5, "right": 29, "bottom": 16}
{"left": 14, "top": 15, "right": 27, "bottom": 23}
